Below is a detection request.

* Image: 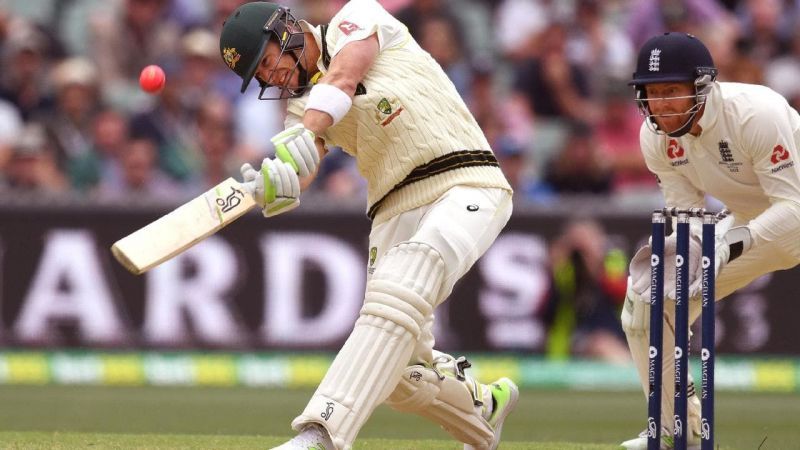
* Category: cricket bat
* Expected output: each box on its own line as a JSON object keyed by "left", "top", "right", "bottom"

{"left": 111, "top": 177, "right": 257, "bottom": 275}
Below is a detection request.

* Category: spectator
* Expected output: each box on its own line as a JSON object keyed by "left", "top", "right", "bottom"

{"left": 468, "top": 63, "right": 547, "bottom": 201}
{"left": 179, "top": 29, "right": 224, "bottom": 108}
{"left": 395, "top": 0, "right": 452, "bottom": 42}
{"left": 96, "top": 135, "right": 183, "bottom": 201}
{"left": 2, "top": 122, "right": 66, "bottom": 193}
{"left": 203, "top": 1, "right": 256, "bottom": 102}
{"left": 129, "top": 66, "right": 200, "bottom": 183}
{"left": 735, "top": 0, "right": 794, "bottom": 63}
{"left": 495, "top": 137, "right": 526, "bottom": 193}
{"left": 0, "top": 24, "right": 52, "bottom": 120}
{"left": 724, "top": 38, "right": 766, "bottom": 84}
{"left": 511, "top": 22, "right": 595, "bottom": 122}
{"left": 89, "top": 0, "right": 180, "bottom": 112}
{"left": 396, "top": 0, "right": 491, "bottom": 63}
{"left": 765, "top": 27, "right": 800, "bottom": 110}
{"left": 626, "top": 0, "right": 730, "bottom": 49}
{"left": 494, "top": 135, "right": 553, "bottom": 202}
{"left": 595, "top": 80, "right": 657, "bottom": 195}
{"left": 546, "top": 218, "right": 630, "bottom": 363}
{"left": 294, "top": 0, "right": 340, "bottom": 25}
{"left": 37, "top": 57, "right": 101, "bottom": 183}
{"left": 0, "top": 98, "right": 23, "bottom": 172}
{"left": 566, "top": 0, "right": 634, "bottom": 85}
{"left": 311, "top": 148, "right": 366, "bottom": 202}
{"left": 377, "top": 0, "right": 413, "bottom": 14}
{"left": 418, "top": 14, "right": 472, "bottom": 99}
{"left": 493, "top": 0, "right": 548, "bottom": 61}
{"left": 189, "top": 94, "right": 244, "bottom": 191}
{"left": 166, "top": 0, "right": 212, "bottom": 29}
{"left": 543, "top": 121, "right": 613, "bottom": 195}
{"left": 177, "top": 27, "right": 269, "bottom": 164}
{"left": 71, "top": 108, "right": 130, "bottom": 193}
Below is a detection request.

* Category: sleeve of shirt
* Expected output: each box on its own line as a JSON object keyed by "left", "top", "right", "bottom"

{"left": 327, "top": 0, "right": 407, "bottom": 57}
{"left": 639, "top": 124, "right": 705, "bottom": 209}
{"left": 738, "top": 90, "right": 800, "bottom": 249}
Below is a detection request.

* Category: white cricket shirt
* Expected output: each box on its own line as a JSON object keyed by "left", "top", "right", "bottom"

{"left": 641, "top": 81, "right": 800, "bottom": 247}
{"left": 286, "top": 0, "right": 511, "bottom": 223}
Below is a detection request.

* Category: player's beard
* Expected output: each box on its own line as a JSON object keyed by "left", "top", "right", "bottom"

{"left": 654, "top": 110, "right": 695, "bottom": 136}
{"left": 657, "top": 115, "right": 688, "bottom": 135}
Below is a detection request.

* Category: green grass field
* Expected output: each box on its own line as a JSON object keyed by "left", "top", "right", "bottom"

{"left": 0, "top": 385, "right": 795, "bottom": 449}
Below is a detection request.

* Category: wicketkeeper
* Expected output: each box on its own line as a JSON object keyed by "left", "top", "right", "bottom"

{"left": 621, "top": 32, "right": 800, "bottom": 449}
{"left": 218, "top": 1, "right": 517, "bottom": 449}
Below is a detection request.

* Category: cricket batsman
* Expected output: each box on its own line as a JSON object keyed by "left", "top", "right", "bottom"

{"left": 218, "top": 1, "right": 517, "bottom": 449}
{"left": 621, "top": 32, "right": 800, "bottom": 449}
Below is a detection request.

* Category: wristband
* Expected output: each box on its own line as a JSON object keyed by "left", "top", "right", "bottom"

{"left": 723, "top": 226, "right": 752, "bottom": 262}
{"left": 304, "top": 83, "right": 353, "bottom": 126}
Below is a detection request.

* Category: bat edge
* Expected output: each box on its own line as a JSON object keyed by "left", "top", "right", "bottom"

{"left": 111, "top": 242, "right": 146, "bottom": 275}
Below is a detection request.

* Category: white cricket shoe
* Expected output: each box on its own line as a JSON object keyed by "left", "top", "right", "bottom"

{"left": 464, "top": 377, "right": 520, "bottom": 450}
{"left": 619, "top": 428, "right": 701, "bottom": 450}
{"left": 271, "top": 423, "right": 334, "bottom": 450}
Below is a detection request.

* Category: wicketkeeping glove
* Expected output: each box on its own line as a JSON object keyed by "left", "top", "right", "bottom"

{"left": 271, "top": 124, "right": 319, "bottom": 178}
{"left": 629, "top": 214, "right": 752, "bottom": 303}
{"left": 240, "top": 158, "right": 300, "bottom": 217}
{"left": 686, "top": 214, "right": 752, "bottom": 299}
{"left": 628, "top": 232, "right": 702, "bottom": 303}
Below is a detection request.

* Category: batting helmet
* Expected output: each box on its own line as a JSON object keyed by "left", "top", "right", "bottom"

{"left": 629, "top": 33, "right": 718, "bottom": 137}
{"left": 219, "top": 2, "right": 308, "bottom": 98}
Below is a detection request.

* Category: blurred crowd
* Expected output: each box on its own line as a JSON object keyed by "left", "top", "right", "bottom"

{"left": 1, "top": 0, "right": 799, "bottom": 206}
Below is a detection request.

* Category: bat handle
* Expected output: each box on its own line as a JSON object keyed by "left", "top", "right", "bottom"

{"left": 242, "top": 180, "right": 257, "bottom": 197}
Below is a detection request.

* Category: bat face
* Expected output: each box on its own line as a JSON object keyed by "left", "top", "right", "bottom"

{"left": 111, "top": 178, "right": 257, "bottom": 275}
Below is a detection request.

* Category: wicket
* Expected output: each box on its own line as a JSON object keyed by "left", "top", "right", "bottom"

{"left": 648, "top": 207, "right": 719, "bottom": 450}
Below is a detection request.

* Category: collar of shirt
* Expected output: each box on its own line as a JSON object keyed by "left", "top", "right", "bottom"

{"left": 298, "top": 20, "right": 325, "bottom": 83}
{"left": 695, "top": 82, "right": 720, "bottom": 135}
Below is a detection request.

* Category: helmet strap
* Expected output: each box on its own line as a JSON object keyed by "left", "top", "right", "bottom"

{"left": 287, "top": 50, "right": 311, "bottom": 95}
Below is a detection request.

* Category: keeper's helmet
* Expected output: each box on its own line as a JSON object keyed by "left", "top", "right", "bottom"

{"left": 629, "top": 32, "right": 718, "bottom": 137}
{"left": 219, "top": 2, "right": 309, "bottom": 99}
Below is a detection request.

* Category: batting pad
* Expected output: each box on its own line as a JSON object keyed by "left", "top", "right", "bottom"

{"left": 292, "top": 242, "right": 444, "bottom": 450}
{"left": 622, "top": 290, "right": 702, "bottom": 435}
{"left": 386, "top": 351, "right": 493, "bottom": 448}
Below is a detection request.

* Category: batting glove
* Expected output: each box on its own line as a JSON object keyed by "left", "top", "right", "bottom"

{"left": 271, "top": 124, "right": 319, "bottom": 178}
{"left": 240, "top": 158, "right": 300, "bottom": 217}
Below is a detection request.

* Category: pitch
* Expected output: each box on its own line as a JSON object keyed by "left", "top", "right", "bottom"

{"left": 0, "top": 385, "right": 796, "bottom": 449}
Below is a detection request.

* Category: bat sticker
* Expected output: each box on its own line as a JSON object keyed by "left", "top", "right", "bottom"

{"left": 217, "top": 186, "right": 246, "bottom": 213}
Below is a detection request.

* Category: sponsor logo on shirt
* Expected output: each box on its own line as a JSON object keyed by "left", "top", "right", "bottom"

{"left": 718, "top": 140, "right": 742, "bottom": 173}
{"left": 771, "top": 144, "right": 790, "bottom": 164}
{"left": 770, "top": 144, "right": 794, "bottom": 173}
{"left": 338, "top": 21, "right": 362, "bottom": 36}
{"left": 667, "top": 139, "right": 688, "bottom": 166}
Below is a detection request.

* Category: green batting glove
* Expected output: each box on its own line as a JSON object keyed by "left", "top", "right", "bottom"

{"left": 271, "top": 124, "right": 318, "bottom": 178}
